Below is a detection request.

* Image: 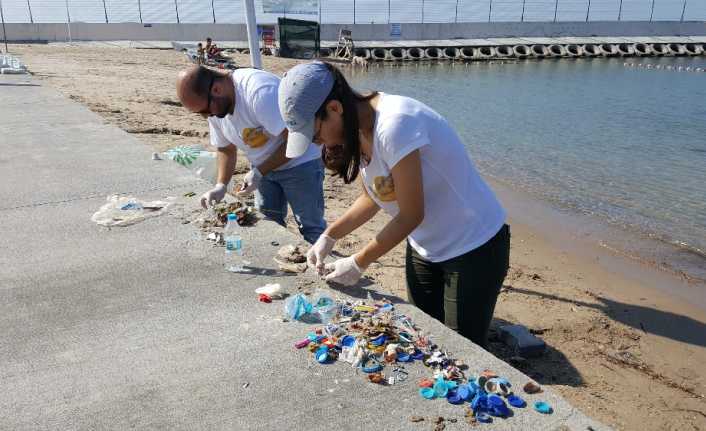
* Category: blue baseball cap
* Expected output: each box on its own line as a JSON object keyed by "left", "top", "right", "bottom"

{"left": 278, "top": 61, "right": 335, "bottom": 158}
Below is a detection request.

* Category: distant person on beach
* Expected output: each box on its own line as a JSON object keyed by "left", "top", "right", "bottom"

{"left": 278, "top": 61, "right": 510, "bottom": 347}
{"left": 205, "top": 37, "right": 223, "bottom": 59}
{"left": 196, "top": 43, "right": 205, "bottom": 64}
{"left": 176, "top": 65, "right": 326, "bottom": 244}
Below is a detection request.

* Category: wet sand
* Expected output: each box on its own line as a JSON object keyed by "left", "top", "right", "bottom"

{"left": 11, "top": 43, "right": 706, "bottom": 430}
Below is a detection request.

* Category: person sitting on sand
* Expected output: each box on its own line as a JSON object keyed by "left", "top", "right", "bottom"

{"left": 278, "top": 61, "right": 510, "bottom": 348}
{"left": 176, "top": 65, "right": 326, "bottom": 244}
{"left": 205, "top": 37, "right": 223, "bottom": 59}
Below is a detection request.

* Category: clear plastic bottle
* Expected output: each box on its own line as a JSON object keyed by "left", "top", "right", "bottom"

{"left": 224, "top": 213, "right": 244, "bottom": 272}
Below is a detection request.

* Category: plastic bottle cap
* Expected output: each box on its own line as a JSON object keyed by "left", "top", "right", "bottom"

{"left": 419, "top": 387, "right": 435, "bottom": 399}
{"left": 341, "top": 335, "right": 355, "bottom": 348}
{"left": 370, "top": 335, "right": 387, "bottom": 346}
{"left": 446, "top": 390, "right": 463, "bottom": 404}
{"left": 457, "top": 385, "right": 471, "bottom": 401}
{"left": 507, "top": 394, "right": 526, "bottom": 408}
{"left": 476, "top": 412, "right": 492, "bottom": 423}
{"left": 534, "top": 401, "right": 553, "bottom": 414}
{"left": 227, "top": 213, "right": 237, "bottom": 221}
{"left": 488, "top": 394, "right": 505, "bottom": 407}
{"left": 315, "top": 346, "right": 329, "bottom": 363}
{"left": 396, "top": 353, "right": 411, "bottom": 362}
{"left": 433, "top": 379, "right": 449, "bottom": 398}
{"left": 411, "top": 350, "right": 425, "bottom": 360}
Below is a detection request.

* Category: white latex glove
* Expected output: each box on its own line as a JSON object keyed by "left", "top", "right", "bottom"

{"left": 200, "top": 183, "right": 227, "bottom": 209}
{"left": 307, "top": 233, "right": 337, "bottom": 275}
{"left": 324, "top": 255, "right": 365, "bottom": 286}
{"left": 236, "top": 167, "right": 263, "bottom": 197}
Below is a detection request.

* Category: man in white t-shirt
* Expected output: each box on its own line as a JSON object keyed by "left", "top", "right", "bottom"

{"left": 176, "top": 65, "right": 325, "bottom": 243}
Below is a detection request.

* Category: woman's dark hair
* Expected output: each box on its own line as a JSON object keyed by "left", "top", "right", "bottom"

{"left": 317, "top": 62, "right": 377, "bottom": 184}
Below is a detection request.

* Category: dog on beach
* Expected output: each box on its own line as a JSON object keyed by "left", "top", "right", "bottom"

{"left": 351, "top": 56, "right": 369, "bottom": 68}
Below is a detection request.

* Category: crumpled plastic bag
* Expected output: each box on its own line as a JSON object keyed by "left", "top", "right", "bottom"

{"left": 91, "top": 195, "right": 173, "bottom": 227}
{"left": 284, "top": 293, "right": 313, "bottom": 321}
{"left": 284, "top": 291, "right": 338, "bottom": 322}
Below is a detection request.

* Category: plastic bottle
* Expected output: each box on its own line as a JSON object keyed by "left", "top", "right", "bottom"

{"left": 224, "top": 213, "right": 244, "bottom": 272}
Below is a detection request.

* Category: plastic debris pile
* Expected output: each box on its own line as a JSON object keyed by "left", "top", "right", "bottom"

{"left": 91, "top": 195, "right": 173, "bottom": 227}
{"left": 198, "top": 201, "right": 258, "bottom": 231}
{"left": 287, "top": 293, "right": 553, "bottom": 424}
{"left": 274, "top": 244, "right": 308, "bottom": 273}
{"left": 1, "top": 54, "right": 28, "bottom": 75}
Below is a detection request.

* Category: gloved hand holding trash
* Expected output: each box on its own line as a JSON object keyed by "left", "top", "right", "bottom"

{"left": 200, "top": 182, "right": 227, "bottom": 209}
{"left": 324, "top": 255, "right": 366, "bottom": 286}
{"left": 307, "top": 233, "right": 337, "bottom": 275}
{"left": 236, "top": 167, "right": 263, "bottom": 197}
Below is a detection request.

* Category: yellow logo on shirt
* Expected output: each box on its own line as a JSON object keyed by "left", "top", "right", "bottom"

{"left": 242, "top": 127, "right": 269, "bottom": 148}
{"left": 372, "top": 175, "right": 396, "bottom": 202}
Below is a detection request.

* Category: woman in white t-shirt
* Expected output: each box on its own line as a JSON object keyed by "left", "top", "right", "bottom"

{"left": 278, "top": 62, "right": 510, "bottom": 348}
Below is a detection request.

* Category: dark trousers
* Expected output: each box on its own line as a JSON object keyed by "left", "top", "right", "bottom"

{"left": 405, "top": 224, "right": 510, "bottom": 349}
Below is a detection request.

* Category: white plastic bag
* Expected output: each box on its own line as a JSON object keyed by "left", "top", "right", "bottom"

{"left": 91, "top": 195, "right": 173, "bottom": 227}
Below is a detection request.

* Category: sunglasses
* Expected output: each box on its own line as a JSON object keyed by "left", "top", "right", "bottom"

{"left": 198, "top": 75, "right": 216, "bottom": 117}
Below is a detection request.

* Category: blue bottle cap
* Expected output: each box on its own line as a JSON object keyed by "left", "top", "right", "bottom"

{"left": 476, "top": 412, "right": 492, "bottom": 423}
{"left": 341, "top": 335, "right": 355, "bottom": 347}
{"left": 370, "top": 335, "right": 387, "bottom": 346}
{"left": 433, "top": 379, "right": 449, "bottom": 398}
{"left": 471, "top": 393, "right": 487, "bottom": 412}
{"left": 419, "top": 387, "right": 435, "bottom": 399}
{"left": 534, "top": 401, "right": 553, "bottom": 414}
{"left": 396, "top": 352, "right": 411, "bottom": 362}
{"left": 411, "top": 350, "right": 425, "bottom": 360}
{"left": 315, "top": 346, "right": 329, "bottom": 364}
{"left": 445, "top": 380, "right": 458, "bottom": 390}
{"left": 488, "top": 394, "right": 505, "bottom": 408}
{"left": 446, "top": 389, "right": 463, "bottom": 404}
{"left": 507, "top": 394, "right": 526, "bottom": 408}
{"left": 457, "top": 384, "right": 471, "bottom": 401}
{"left": 490, "top": 404, "right": 510, "bottom": 417}
{"left": 227, "top": 213, "right": 237, "bottom": 221}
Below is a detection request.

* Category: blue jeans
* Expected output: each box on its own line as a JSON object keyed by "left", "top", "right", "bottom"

{"left": 254, "top": 159, "right": 326, "bottom": 244}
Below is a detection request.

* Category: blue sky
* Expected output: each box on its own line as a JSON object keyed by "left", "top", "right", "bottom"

{"left": 1, "top": 0, "right": 704, "bottom": 23}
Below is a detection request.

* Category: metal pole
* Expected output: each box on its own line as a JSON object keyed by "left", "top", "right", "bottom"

{"left": 102, "top": 0, "right": 108, "bottom": 23}
{"left": 137, "top": 0, "right": 142, "bottom": 23}
{"left": 0, "top": 0, "right": 8, "bottom": 53}
{"left": 318, "top": 0, "right": 321, "bottom": 23}
{"left": 618, "top": 0, "right": 622, "bottom": 21}
{"left": 174, "top": 0, "right": 180, "bottom": 23}
{"left": 65, "top": 0, "right": 72, "bottom": 43}
{"left": 26, "top": 0, "right": 33, "bottom": 24}
{"left": 211, "top": 0, "right": 216, "bottom": 23}
{"left": 585, "top": 0, "right": 590, "bottom": 22}
{"left": 387, "top": 0, "right": 390, "bottom": 24}
{"left": 455, "top": 0, "right": 459, "bottom": 23}
{"left": 488, "top": 0, "right": 492, "bottom": 22}
{"left": 243, "top": 0, "right": 262, "bottom": 68}
{"left": 521, "top": 0, "right": 526, "bottom": 22}
{"left": 680, "top": 0, "right": 687, "bottom": 22}
{"left": 553, "top": 0, "right": 558, "bottom": 22}
{"left": 421, "top": 0, "right": 424, "bottom": 23}
{"left": 649, "top": 0, "right": 655, "bottom": 22}
{"left": 353, "top": 0, "right": 356, "bottom": 24}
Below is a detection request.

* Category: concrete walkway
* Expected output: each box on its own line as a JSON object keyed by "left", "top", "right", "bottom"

{"left": 0, "top": 75, "right": 608, "bottom": 430}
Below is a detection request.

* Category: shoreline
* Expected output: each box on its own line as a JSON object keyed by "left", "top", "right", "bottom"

{"left": 488, "top": 176, "right": 706, "bottom": 311}
{"left": 11, "top": 44, "right": 705, "bottom": 430}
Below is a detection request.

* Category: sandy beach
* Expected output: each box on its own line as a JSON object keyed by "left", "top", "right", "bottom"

{"left": 10, "top": 43, "right": 706, "bottom": 430}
